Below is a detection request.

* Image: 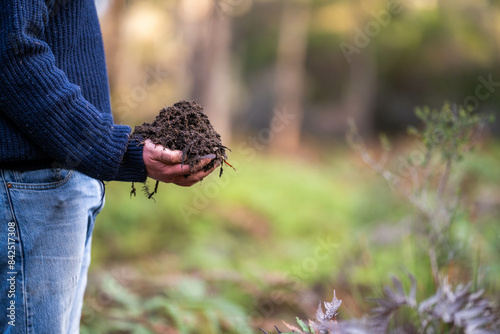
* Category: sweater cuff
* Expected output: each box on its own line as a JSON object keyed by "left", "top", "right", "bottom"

{"left": 113, "top": 138, "right": 147, "bottom": 182}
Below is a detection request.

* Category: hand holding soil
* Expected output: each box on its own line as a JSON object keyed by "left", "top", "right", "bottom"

{"left": 143, "top": 139, "right": 218, "bottom": 187}
{"left": 132, "top": 100, "right": 233, "bottom": 198}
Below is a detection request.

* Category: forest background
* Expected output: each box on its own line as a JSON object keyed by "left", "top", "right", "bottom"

{"left": 82, "top": 0, "right": 500, "bottom": 332}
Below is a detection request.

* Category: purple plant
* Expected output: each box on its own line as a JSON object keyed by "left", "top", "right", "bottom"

{"left": 262, "top": 275, "right": 500, "bottom": 334}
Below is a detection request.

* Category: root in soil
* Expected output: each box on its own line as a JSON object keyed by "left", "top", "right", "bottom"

{"left": 131, "top": 100, "right": 232, "bottom": 199}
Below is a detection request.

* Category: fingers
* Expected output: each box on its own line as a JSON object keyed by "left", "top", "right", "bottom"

{"left": 153, "top": 156, "right": 216, "bottom": 179}
{"left": 143, "top": 139, "right": 221, "bottom": 186}
{"left": 184, "top": 154, "right": 216, "bottom": 165}
{"left": 172, "top": 163, "right": 220, "bottom": 187}
{"left": 190, "top": 154, "right": 217, "bottom": 173}
{"left": 145, "top": 139, "right": 215, "bottom": 172}
{"left": 144, "top": 139, "right": 183, "bottom": 164}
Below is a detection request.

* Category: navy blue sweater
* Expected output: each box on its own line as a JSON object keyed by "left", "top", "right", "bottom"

{"left": 0, "top": 0, "right": 147, "bottom": 182}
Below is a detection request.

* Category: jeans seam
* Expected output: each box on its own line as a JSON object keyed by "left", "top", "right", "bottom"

{"left": 85, "top": 181, "right": 105, "bottom": 246}
{"left": 1, "top": 169, "right": 30, "bottom": 332}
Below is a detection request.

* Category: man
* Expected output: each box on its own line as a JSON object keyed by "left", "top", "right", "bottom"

{"left": 0, "top": 0, "right": 217, "bottom": 332}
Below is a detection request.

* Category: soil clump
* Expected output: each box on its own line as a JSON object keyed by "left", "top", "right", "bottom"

{"left": 131, "top": 100, "right": 230, "bottom": 198}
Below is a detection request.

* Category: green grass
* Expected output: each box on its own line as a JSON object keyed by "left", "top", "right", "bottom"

{"left": 85, "top": 140, "right": 500, "bottom": 332}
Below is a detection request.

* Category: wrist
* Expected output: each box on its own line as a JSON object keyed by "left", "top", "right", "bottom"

{"left": 112, "top": 138, "right": 147, "bottom": 182}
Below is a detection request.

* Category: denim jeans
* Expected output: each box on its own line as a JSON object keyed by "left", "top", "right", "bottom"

{"left": 0, "top": 168, "right": 105, "bottom": 333}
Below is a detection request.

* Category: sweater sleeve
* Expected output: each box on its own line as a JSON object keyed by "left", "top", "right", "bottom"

{"left": 0, "top": 0, "right": 147, "bottom": 182}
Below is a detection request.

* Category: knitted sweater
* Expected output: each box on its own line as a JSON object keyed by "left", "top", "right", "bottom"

{"left": 0, "top": 0, "right": 147, "bottom": 182}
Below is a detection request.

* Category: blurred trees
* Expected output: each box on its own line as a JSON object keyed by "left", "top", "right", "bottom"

{"left": 100, "top": 0, "right": 126, "bottom": 92}
{"left": 272, "top": 0, "right": 311, "bottom": 153}
{"left": 98, "top": 0, "right": 500, "bottom": 147}
{"left": 178, "top": 0, "right": 233, "bottom": 142}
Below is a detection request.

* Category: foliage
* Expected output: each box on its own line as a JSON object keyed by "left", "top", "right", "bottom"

{"left": 81, "top": 275, "right": 253, "bottom": 334}
{"left": 265, "top": 276, "right": 500, "bottom": 334}
{"left": 408, "top": 103, "right": 493, "bottom": 161}
{"left": 347, "top": 103, "right": 494, "bottom": 285}
{"left": 261, "top": 104, "right": 499, "bottom": 334}
{"left": 85, "top": 103, "right": 499, "bottom": 333}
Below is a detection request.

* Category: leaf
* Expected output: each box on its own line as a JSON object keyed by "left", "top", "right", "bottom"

{"left": 408, "top": 273, "right": 417, "bottom": 307}
{"left": 323, "top": 290, "right": 342, "bottom": 320}
{"left": 390, "top": 276, "right": 404, "bottom": 297}
{"left": 418, "top": 289, "right": 441, "bottom": 313}
{"left": 315, "top": 302, "right": 325, "bottom": 322}
{"left": 308, "top": 320, "right": 316, "bottom": 333}
{"left": 282, "top": 320, "right": 302, "bottom": 333}
{"left": 296, "top": 318, "right": 310, "bottom": 333}
{"left": 454, "top": 307, "right": 485, "bottom": 325}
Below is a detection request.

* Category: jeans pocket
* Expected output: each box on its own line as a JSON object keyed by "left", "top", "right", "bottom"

{"left": 9, "top": 168, "right": 74, "bottom": 190}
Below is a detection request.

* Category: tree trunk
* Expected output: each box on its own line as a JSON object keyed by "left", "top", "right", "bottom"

{"left": 271, "top": 0, "right": 311, "bottom": 154}
{"left": 340, "top": 0, "right": 377, "bottom": 138}
{"left": 342, "top": 49, "right": 377, "bottom": 137}
{"left": 178, "top": 0, "right": 233, "bottom": 143}
{"left": 100, "top": 0, "right": 126, "bottom": 95}
{"left": 202, "top": 11, "right": 233, "bottom": 144}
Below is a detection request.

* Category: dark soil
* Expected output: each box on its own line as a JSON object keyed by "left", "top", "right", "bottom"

{"left": 131, "top": 100, "right": 230, "bottom": 198}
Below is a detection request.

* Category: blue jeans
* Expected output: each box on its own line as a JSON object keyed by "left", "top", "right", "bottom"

{"left": 0, "top": 168, "right": 105, "bottom": 333}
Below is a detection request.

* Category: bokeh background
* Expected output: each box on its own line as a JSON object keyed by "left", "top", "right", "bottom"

{"left": 82, "top": 0, "right": 500, "bottom": 332}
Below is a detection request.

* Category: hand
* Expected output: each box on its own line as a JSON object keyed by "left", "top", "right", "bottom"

{"left": 143, "top": 139, "right": 218, "bottom": 187}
